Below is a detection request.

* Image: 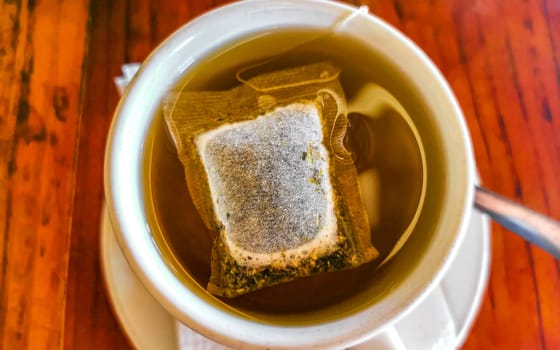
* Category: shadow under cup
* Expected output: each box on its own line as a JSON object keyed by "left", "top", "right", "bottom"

{"left": 107, "top": 0, "right": 474, "bottom": 347}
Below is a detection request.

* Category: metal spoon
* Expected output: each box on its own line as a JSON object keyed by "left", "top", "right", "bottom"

{"left": 474, "top": 187, "right": 560, "bottom": 257}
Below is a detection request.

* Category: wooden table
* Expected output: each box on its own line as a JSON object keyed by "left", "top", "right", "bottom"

{"left": 1, "top": 0, "right": 559, "bottom": 348}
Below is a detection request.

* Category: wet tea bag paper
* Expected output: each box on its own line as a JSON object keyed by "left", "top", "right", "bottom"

{"left": 164, "top": 62, "right": 378, "bottom": 298}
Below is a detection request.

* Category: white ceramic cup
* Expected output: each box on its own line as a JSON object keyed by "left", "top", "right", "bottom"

{"left": 105, "top": 0, "right": 476, "bottom": 348}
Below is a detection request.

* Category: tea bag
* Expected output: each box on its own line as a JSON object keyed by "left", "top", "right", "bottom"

{"left": 163, "top": 62, "right": 378, "bottom": 298}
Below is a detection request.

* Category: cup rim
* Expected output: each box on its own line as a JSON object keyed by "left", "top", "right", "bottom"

{"left": 104, "top": 0, "right": 475, "bottom": 348}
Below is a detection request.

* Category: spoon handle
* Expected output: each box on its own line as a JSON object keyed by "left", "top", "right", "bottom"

{"left": 474, "top": 186, "right": 560, "bottom": 258}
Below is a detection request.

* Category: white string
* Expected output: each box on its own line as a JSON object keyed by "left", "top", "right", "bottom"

{"left": 333, "top": 5, "right": 370, "bottom": 33}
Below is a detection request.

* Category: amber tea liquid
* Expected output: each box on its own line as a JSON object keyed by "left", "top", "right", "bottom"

{"left": 144, "top": 29, "right": 444, "bottom": 317}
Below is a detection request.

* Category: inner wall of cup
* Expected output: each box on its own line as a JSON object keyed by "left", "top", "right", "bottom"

{"left": 141, "top": 28, "right": 450, "bottom": 325}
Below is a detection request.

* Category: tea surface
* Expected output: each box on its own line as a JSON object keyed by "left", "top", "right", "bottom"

{"left": 145, "top": 28, "right": 437, "bottom": 315}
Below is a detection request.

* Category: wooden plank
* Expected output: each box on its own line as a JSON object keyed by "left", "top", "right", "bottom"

{"left": 0, "top": 0, "right": 89, "bottom": 348}
{"left": 63, "top": 0, "right": 226, "bottom": 348}
{"left": 62, "top": 0, "right": 130, "bottom": 348}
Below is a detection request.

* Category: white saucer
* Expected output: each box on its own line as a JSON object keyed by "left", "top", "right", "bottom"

{"left": 100, "top": 205, "right": 490, "bottom": 350}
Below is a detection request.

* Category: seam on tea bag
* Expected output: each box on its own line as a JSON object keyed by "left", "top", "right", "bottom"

{"left": 162, "top": 95, "right": 184, "bottom": 153}
{"left": 236, "top": 62, "right": 340, "bottom": 92}
{"left": 318, "top": 88, "right": 353, "bottom": 162}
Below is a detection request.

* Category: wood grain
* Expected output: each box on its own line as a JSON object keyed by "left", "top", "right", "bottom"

{"left": 62, "top": 1, "right": 227, "bottom": 349}
{"left": 0, "top": 0, "right": 89, "bottom": 348}
{"left": 62, "top": 0, "right": 129, "bottom": 348}
{"left": 1, "top": 0, "right": 559, "bottom": 349}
